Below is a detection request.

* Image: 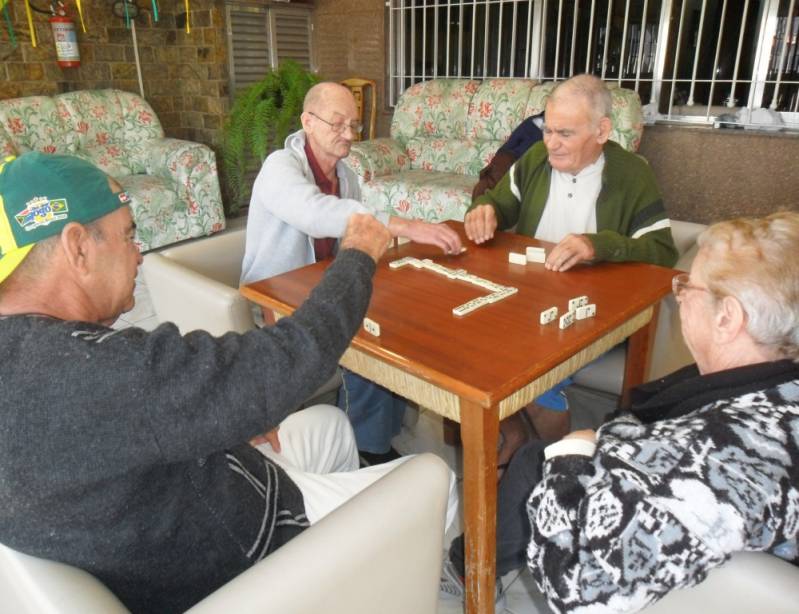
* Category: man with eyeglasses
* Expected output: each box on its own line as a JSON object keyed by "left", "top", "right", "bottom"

{"left": 242, "top": 82, "right": 462, "bottom": 466}
{"left": 443, "top": 211, "right": 799, "bottom": 610}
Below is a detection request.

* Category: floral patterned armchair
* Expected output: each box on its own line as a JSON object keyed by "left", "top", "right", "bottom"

{"left": 345, "top": 79, "right": 644, "bottom": 223}
{"left": 0, "top": 89, "right": 225, "bottom": 251}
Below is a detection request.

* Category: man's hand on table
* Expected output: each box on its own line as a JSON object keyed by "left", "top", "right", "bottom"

{"left": 464, "top": 204, "right": 498, "bottom": 244}
{"left": 388, "top": 216, "right": 463, "bottom": 255}
{"left": 250, "top": 427, "right": 281, "bottom": 452}
{"left": 545, "top": 234, "right": 595, "bottom": 272}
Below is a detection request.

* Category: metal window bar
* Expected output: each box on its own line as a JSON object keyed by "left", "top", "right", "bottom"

{"left": 586, "top": 0, "right": 596, "bottom": 73}
{"left": 458, "top": 0, "right": 465, "bottom": 76}
{"left": 706, "top": 0, "right": 729, "bottom": 120}
{"left": 540, "top": 0, "right": 548, "bottom": 77}
{"left": 749, "top": 0, "right": 780, "bottom": 110}
{"left": 667, "top": 0, "right": 688, "bottom": 118}
{"left": 634, "top": 0, "right": 649, "bottom": 90}
{"left": 771, "top": 0, "right": 797, "bottom": 109}
{"left": 445, "top": 1, "right": 451, "bottom": 77}
{"left": 686, "top": 0, "right": 708, "bottom": 106}
{"left": 601, "top": 0, "right": 613, "bottom": 80}
{"left": 433, "top": 1, "right": 439, "bottom": 78}
{"left": 525, "top": 0, "right": 535, "bottom": 76}
{"left": 510, "top": 1, "right": 520, "bottom": 75}
{"left": 386, "top": 0, "right": 799, "bottom": 127}
{"left": 569, "top": 1, "right": 579, "bottom": 77}
{"left": 421, "top": 1, "right": 426, "bottom": 81}
{"left": 554, "top": 0, "right": 563, "bottom": 80}
{"left": 618, "top": 0, "right": 630, "bottom": 84}
{"left": 484, "top": 1, "right": 491, "bottom": 78}
{"left": 497, "top": 0, "right": 504, "bottom": 75}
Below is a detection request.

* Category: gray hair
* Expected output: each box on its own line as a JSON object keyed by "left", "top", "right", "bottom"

{"left": 549, "top": 74, "right": 613, "bottom": 125}
{"left": 698, "top": 211, "right": 799, "bottom": 362}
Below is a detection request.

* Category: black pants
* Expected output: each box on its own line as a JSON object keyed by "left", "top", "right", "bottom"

{"left": 449, "top": 439, "right": 550, "bottom": 577}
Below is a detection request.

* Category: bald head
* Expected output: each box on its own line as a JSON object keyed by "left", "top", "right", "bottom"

{"left": 301, "top": 82, "right": 360, "bottom": 166}
{"left": 303, "top": 82, "right": 355, "bottom": 114}
{"left": 549, "top": 74, "right": 613, "bottom": 126}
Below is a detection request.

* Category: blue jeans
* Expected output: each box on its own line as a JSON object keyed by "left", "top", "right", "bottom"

{"left": 337, "top": 370, "right": 406, "bottom": 454}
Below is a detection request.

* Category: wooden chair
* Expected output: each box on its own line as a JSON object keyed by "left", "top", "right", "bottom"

{"left": 341, "top": 78, "right": 377, "bottom": 141}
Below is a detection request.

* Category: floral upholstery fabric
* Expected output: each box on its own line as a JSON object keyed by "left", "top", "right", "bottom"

{"left": 347, "top": 138, "right": 410, "bottom": 183}
{"left": 0, "top": 89, "right": 225, "bottom": 251}
{"left": 467, "top": 79, "right": 540, "bottom": 142}
{"left": 344, "top": 78, "right": 645, "bottom": 224}
{"left": 361, "top": 170, "right": 476, "bottom": 222}
{"left": 0, "top": 96, "right": 78, "bottom": 156}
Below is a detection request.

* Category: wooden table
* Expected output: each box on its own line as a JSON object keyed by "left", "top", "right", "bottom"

{"left": 242, "top": 222, "right": 676, "bottom": 614}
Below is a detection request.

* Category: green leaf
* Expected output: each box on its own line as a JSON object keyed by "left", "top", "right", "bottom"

{"left": 221, "top": 61, "right": 322, "bottom": 216}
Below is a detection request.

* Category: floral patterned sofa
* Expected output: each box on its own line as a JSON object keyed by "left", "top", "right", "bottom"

{"left": 0, "top": 89, "right": 225, "bottom": 251}
{"left": 345, "top": 79, "right": 643, "bottom": 223}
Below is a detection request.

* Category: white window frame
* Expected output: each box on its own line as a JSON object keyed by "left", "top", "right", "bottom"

{"left": 386, "top": 0, "right": 799, "bottom": 130}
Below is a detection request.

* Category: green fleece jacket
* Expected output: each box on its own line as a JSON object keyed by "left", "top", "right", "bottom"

{"left": 470, "top": 140, "right": 678, "bottom": 267}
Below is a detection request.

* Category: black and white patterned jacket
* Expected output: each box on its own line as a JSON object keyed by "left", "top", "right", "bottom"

{"left": 527, "top": 360, "right": 799, "bottom": 613}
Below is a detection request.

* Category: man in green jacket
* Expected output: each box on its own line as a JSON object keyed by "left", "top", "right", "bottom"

{"left": 464, "top": 74, "right": 678, "bottom": 455}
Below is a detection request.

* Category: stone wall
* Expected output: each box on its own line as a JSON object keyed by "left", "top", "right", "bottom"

{"left": 639, "top": 125, "right": 799, "bottom": 224}
{"left": 0, "top": 0, "right": 228, "bottom": 146}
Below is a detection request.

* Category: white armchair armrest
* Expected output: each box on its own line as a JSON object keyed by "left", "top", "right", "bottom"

{"left": 187, "top": 453, "right": 451, "bottom": 614}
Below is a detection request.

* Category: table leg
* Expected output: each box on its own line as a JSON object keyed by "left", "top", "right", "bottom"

{"left": 620, "top": 303, "right": 660, "bottom": 408}
{"left": 460, "top": 398, "right": 499, "bottom": 614}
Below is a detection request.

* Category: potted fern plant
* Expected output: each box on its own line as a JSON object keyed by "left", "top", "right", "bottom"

{"left": 222, "top": 61, "right": 321, "bottom": 215}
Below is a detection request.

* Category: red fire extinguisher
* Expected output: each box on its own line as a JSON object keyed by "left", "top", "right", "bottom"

{"left": 50, "top": 5, "right": 80, "bottom": 68}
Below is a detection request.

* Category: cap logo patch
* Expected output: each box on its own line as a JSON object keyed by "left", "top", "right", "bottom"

{"left": 15, "top": 196, "right": 69, "bottom": 232}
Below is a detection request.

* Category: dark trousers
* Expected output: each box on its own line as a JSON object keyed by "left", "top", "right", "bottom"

{"left": 449, "top": 439, "right": 550, "bottom": 578}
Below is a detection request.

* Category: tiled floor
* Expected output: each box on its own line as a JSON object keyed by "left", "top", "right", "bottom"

{"left": 120, "top": 242, "right": 551, "bottom": 614}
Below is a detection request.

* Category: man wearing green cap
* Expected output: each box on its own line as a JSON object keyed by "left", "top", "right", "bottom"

{"left": 0, "top": 152, "right": 457, "bottom": 613}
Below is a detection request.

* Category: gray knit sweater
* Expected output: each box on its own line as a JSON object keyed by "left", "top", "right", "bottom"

{"left": 0, "top": 248, "right": 375, "bottom": 613}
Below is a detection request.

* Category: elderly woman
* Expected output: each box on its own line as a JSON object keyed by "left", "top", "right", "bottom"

{"left": 442, "top": 212, "right": 799, "bottom": 610}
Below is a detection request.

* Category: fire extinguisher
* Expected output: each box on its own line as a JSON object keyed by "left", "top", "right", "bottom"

{"left": 50, "top": 3, "right": 80, "bottom": 68}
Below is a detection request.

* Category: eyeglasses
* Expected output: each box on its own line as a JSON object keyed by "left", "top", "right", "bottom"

{"left": 672, "top": 273, "right": 711, "bottom": 299}
{"left": 308, "top": 111, "right": 363, "bottom": 135}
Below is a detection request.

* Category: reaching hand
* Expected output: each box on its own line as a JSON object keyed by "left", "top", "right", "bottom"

{"left": 388, "top": 217, "right": 463, "bottom": 254}
{"left": 340, "top": 213, "right": 392, "bottom": 263}
{"left": 464, "top": 204, "right": 498, "bottom": 244}
{"left": 545, "top": 234, "right": 595, "bottom": 272}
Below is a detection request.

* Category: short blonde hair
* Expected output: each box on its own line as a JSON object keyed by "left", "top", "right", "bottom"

{"left": 698, "top": 211, "right": 799, "bottom": 361}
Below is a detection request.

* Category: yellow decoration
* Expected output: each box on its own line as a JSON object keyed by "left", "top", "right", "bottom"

{"left": 184, "top": 0, "right": 189, "bottom": 33}
{"left": 74, "top": 0, "right": 86, "bottom": 32}
{"left": 0, "top": 0, "right": 9, "bottom": 12}
{"left": 24, "top": 0, "right": 36, "bottom": 47}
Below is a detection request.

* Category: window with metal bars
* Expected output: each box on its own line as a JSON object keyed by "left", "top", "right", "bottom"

{"left": 387, "top": 0, "right": 799, "bottom": 127}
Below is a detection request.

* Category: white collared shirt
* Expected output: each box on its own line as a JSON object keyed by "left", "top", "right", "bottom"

{"left": 535, "top": 153, "right": 605, "bottom": 243}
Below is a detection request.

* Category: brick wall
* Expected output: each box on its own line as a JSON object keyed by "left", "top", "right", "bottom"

{"left": 314, "top": 0, "right": 392, "bottom": 138}
{"left": 0, "top": 0, "right": 229, "bottom": 146}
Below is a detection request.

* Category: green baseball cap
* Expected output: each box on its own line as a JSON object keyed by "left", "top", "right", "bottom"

{"left": 0, "top": 152, "right": 131, "bottom": 284}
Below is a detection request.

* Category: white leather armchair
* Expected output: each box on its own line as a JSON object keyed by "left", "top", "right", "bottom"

{"left": 141, "top": 224, "right": 341, "bottom": 406}
{"left": 143, "top": 224, "right": 255, "bottom": 337}
{"left": 644, "top": 551, "right": 799, "bottom": 613}
{"left": 0, "top": 453, "right": 450, "bottom": 614}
